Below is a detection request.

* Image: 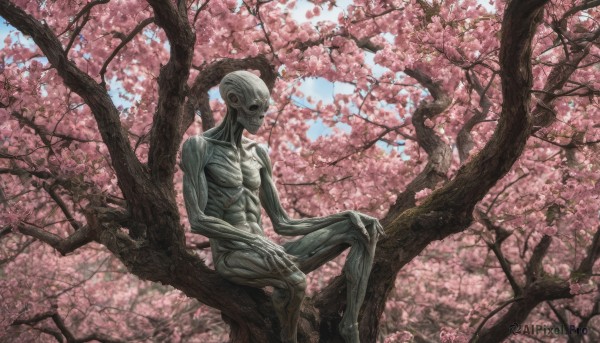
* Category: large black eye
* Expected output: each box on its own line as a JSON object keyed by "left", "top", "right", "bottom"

{"left": 249, "top": 105, "right": 259, "bottom": 111}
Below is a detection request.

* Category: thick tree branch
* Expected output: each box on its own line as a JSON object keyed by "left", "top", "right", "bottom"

{"left": 0, "top": 226, "right": 11, "bottom": 239}
{"left": 384, "top": 68, "right": 452, "bottom": 219}
{"left": 416, "top": 0, "right": 547, "bottom": 215}
{"left": 318, "top": 67, "right": 453, "bottom": 341}
{"left": 50, "top": 312, "right": 76, "bottom": 343}
{"left": 95, "top": 228, "right": 283, "bottom": 342}
{"left": 576, "top": 226, "right": 600, "bottom": 276}
{"left": 0, "top": 0, "right": 146, "bottom": 203}
{"left": 472, "top": 228, "right": 600, "bottom": 342}
{"left": 404, "top": 69, "right": 452, "bottom": 156}
{"left": 473, "top": 279, "right": 572, "bottom": 343}
{"left": 17, "top": 222, "right": 93, "bottom": 256}
{"left": 317, "top": 1, "right": 551, "bottom": 341}
{"left": 526, "top": 235, "right": 553, "bottom": 285}
{"left": 12, "top": 310, "right": 55, "bottom": 326}
{"left": 146, "top": 0, "right": 195, "bottom": 185}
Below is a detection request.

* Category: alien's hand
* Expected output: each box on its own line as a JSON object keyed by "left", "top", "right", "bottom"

{"left": 251, "top": 235, "right": 300, "bottom": 276}
{"left": 346, "top": 211, "right": 385, "bottom": 243}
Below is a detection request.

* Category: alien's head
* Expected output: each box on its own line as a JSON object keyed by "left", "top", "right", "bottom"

{"left": 219, "top": 71, "right": 270, "bottom": 135}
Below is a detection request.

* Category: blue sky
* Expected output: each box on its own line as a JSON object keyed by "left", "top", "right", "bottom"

{"left": 0, "top": 0, "right": 403, "bottom": 152}
{"left": 1, "top": 0, "right": 493, "bottom": 148}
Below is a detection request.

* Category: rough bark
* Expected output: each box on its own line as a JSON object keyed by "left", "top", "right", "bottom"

{"left": 318, "top": 1, "right": 550, "bottom": 341}
{"left": 0, "top": 0, "right": 145, "bottom": 198}
{"left": 471, "top": 227, "right": 600, "bottom": 342}
{"left": 355, "top": 67, "right": 452, "bottom": 342}
{"left": 0, "top": 2, "right": 282, "bottom": 340}
{"left": 384, "top": 68, "right": 453, "bottom": 220}
{"left": 146, "top": 0, "right": 195, "bottom": 187}
{"left": 474, "top": 279, "right": 572, "bottom": 343}
{"left": 3, "top": 0, "right": 579, "bottom": 342}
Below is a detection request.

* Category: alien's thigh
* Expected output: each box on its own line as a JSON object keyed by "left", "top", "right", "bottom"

{"left": 283, "top": 221, "right": 355, "bottom": 274}
{"left": 215, "top": 249, "right": 299, "bottom": 289}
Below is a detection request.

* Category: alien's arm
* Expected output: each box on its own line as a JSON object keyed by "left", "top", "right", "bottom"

{"left": 256, "top": 146, "right": 383, "bottom": 238}
{"left": 181, "top": 136, "right": 256, "bottom": 243}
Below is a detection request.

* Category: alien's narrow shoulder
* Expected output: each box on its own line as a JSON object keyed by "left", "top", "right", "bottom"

{"left": 183, "top": 135, "right": 209, "bottom": 151}
{"left": 253, "top": 143, "right": 272, "bottom": 171}
{"left": 182, "top": 136, "right": 212, "bottom": 164}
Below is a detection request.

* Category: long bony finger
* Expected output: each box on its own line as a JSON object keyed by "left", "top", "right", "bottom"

{"left": 349, "top": 212, "right": 370, "bottom": 242}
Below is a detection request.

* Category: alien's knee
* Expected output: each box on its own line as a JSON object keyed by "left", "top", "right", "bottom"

{"left": 272, "top": 271, "right": 306, "bottom": 306}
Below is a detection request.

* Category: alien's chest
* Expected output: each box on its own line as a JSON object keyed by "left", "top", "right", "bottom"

{"left": 204, "top": 147, "right": 261, "bottom": 191}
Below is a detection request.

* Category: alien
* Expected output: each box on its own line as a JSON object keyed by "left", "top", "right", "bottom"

{"left": 181, "top": 70, "right": 382, "bottom": 343}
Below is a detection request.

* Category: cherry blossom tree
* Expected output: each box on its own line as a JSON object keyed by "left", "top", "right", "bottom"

{"left": 1, "top": 0, "right": 599, "bottom": 342}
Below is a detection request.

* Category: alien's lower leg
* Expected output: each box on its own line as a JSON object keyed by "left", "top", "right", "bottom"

{"left": 272, "top": 272, "right": 306, "bottom": 343}
{"left": 339, "top": 235, "right": 377, "bottom": 343}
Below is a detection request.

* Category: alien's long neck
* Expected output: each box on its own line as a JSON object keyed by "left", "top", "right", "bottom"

{"left": 207, "top": 107, "right": 244, "bottom": 149}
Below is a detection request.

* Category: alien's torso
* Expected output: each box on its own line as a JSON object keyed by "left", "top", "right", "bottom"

{"left": 202, "top": 137, "right": 265, "bottom": 240}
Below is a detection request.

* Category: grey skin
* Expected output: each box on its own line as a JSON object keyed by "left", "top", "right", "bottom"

{"left": 181, "top": 71, "right": 383, "bottom": 343}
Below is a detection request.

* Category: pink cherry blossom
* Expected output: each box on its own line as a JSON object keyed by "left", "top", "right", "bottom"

{"left": 1, "top": 0, "right": 599, "bottom": 342}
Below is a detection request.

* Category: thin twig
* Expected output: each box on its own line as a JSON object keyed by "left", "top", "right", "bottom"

{"left": 99, "top": 17, "right": 155, "bottom": 86}
{"left": 469, "top": 297, "right": 523, "bottom": 343}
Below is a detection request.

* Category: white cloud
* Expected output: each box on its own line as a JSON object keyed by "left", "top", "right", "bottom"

{"left": 333, "top": 81, "right": 355, "bottom": 95}
{"left": 297, "top": 77, "right": 334, "bottom": 104}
